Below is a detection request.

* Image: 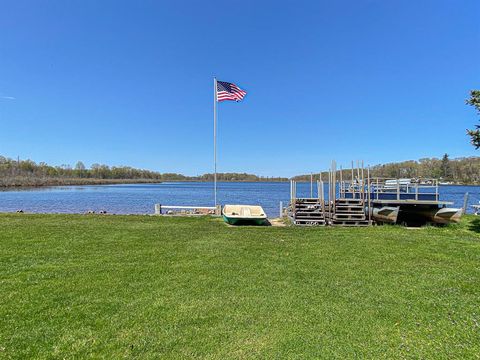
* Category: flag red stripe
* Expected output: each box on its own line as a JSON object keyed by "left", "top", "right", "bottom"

{"left": 217, "top": 92, "right": 239, "bottom": 98}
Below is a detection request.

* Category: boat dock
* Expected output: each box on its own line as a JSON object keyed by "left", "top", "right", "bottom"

{"left": 288, "top": 160, "right": 462, "bottom": 227}
{"left": 289, "top": 161, "right": 371, "bottom": 226}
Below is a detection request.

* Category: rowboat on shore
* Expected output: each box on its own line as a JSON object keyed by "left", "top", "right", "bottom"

{"left": 222, "top": 205, "right": 267, "bottom": 225}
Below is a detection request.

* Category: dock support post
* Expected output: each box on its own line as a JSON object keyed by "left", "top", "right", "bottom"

{"left": 463, "top": 192, "right": 469, "bottom": 215}
{"left": 310, "top": 173, "right": 313, "bottom": 198}
{"left": 327, "top": 170, "right": 331, "bottom": 215}
{"left": 154, "top": 203, "right": 161, "bottom": 215}
{"left": 290, "top": 180, "right": 292, "bottom": 202}
{"left": 339, "top": 166, "right": 343, "bottom": 197}
{"left": 279, "top": 201, "right": 283, "bottom": 218}
{"left": 367, "top": 166, "right": 371, "bottom": 224}
{"left": 319, "top": 178, "right": 325, "bottom": 218}
{"left": 332, "top": 160, "right": 337, "bottom": 214}
{"left": 351, "top": 161, "right": 355, "bottom": 199}
{"left": 361, "top": 161, "right": 365, "bottom": 202}
{"left": 356, "top": 160, "right": 360, "bottom": 199}
{"left": 216, "top": 205, "right": 221, "bottom": 216}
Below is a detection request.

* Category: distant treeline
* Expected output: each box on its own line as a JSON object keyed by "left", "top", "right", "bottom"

{"left": 195, "top": 173, "right": 288, "bottom": 182}
{"left": 292, "top": 155, "right": 480, "bottom": 185}
{"left": 2, "top": 154, "right": 479, "bottom": 188}
{"left": 0, "top": 156, "right": 287, "bottom": 187}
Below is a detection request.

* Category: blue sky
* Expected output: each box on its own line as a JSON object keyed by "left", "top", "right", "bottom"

{"left": 0, "top": 0, "right": 479, "bottom": 177}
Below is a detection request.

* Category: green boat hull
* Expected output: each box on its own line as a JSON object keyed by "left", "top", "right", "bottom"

{"left": 223, "top": 215, "right": 266, "bottom": 226}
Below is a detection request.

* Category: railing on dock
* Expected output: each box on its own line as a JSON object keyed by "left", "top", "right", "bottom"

{"left": 343, "top": 178, "right": 440, "bottom": 202}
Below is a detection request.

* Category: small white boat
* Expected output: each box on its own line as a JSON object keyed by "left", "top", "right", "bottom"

{"left": 222, "top": 205, "right": 267, "bottom": 225}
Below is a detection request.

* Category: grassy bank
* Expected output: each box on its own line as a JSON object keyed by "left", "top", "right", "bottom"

{"left": 1, "top": 214, "right": 479, "bottom": 358}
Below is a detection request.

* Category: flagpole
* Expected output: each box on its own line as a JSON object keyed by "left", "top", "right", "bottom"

{"left": 213, "top": 77, "right": 218, "bottom": 207}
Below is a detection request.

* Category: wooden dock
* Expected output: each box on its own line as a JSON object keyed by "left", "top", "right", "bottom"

{"left": 288, "top": 160, "right": 372, "bottom": 227}
{"left": 291, "top": 198, "right": 327, "bottom": 226}
{"left": 330, "top": 198, "right": 369, "bottom": 226}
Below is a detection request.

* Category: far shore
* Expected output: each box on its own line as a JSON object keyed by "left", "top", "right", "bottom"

{"left": 0, "top": 178, "right": 163, "bottom": 189}
{"left": 0, "top": 178, "right": 289, "bottom": 189}
{"left": 1, "top": 179, "right": 479, "bottom": 190}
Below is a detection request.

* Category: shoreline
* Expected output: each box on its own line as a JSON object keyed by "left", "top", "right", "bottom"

{"left": 0, "top": 178, "right": 163, "bottom": 189}
{"left": 0, "top": 179, "right": 290, "bottom": 189}
{"left": 0, "top": 179, "right": 478, "bottom": 190}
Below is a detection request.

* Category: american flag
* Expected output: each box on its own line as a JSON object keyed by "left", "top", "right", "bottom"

{"left": 216, "top": 80, "right": 247, "bottom": 102}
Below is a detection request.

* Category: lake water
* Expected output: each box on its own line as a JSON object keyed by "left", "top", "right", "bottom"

{"left": 0, "top": 182, "right": 478, "bottom": 217}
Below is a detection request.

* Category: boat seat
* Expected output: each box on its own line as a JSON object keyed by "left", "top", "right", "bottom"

{"left": 240, "top": 207, "right": 252, "bottom": 217}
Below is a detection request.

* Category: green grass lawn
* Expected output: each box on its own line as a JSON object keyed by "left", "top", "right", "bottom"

{"left": 1, "top": 214, "right": 480, "bottom": 359}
